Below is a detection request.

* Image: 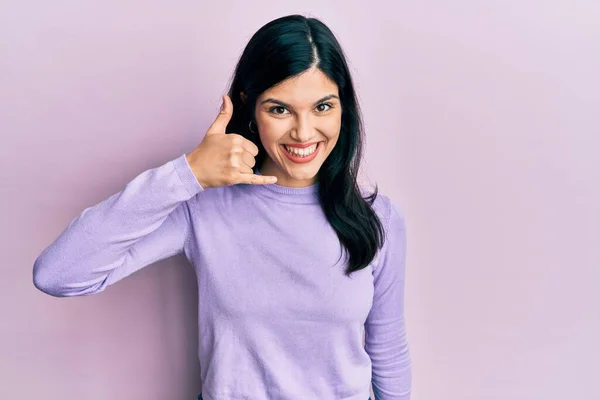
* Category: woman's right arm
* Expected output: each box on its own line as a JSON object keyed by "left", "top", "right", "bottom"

{"left": 33, "top": 95, "right": 277, "bottom": 298}
{"left": 33, "top": 154, "right": 203, "bottom": 297}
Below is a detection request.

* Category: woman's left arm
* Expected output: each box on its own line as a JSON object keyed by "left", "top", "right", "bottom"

{"left": 364, "top": 197, "right": 412, "bottom": 400}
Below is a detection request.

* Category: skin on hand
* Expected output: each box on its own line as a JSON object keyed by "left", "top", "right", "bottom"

{"left": 186, "top": 95, "right": 278, "bottom": 189}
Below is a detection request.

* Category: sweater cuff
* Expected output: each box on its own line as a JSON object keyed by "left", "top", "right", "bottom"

{"left": 172, "top": 153, "right": 204, "bottom": 197}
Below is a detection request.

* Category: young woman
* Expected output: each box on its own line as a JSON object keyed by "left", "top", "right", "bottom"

{"left": 33, "top": 14, "right": 412, "bottom": 400}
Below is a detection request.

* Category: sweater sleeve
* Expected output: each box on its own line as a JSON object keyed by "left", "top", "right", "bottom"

{"left": 33, "top": 153, "right": 203, "bottom": 297}
{"left": 364, "top": 197, "right": 412, "bottom": 400}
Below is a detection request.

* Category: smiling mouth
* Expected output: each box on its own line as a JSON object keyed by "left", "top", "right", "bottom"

{"left": 280, "top": 141, "right": 323, "bottom": 163}
{"left": 282, "top": 142, "right": 320, "bottom": 157}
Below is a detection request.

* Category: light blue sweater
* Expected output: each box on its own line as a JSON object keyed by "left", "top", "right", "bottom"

{"left": 33, "top": 153, "right": 412, "bottom": 399}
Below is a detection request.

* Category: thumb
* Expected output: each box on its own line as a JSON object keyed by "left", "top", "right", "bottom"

{"left": 206, "top": 94, "right": 233, "bottom": 135}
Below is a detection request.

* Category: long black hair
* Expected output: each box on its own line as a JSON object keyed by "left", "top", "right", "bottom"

{"left": 225, "top": 14, "right": 385, "bottom": 277}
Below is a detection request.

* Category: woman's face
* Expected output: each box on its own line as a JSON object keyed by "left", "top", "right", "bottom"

{"left": 253, "top": 67, "right": 342, "bottom": 188}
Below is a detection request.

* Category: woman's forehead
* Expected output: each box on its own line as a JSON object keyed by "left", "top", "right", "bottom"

{"left": 259, "top": 69, "right": 339, "bottom": 105}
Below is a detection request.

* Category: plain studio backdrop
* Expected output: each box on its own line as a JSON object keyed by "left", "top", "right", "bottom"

{"left": 1, "top": 1, "right": 598, "bottom": 399}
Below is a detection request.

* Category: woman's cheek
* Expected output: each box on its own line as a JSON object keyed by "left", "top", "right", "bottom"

{"left": 258, "top": 122, "right": 287, "bottom": 151}
{"left": 319, "top": 116, "right": 342, "bottom": 139}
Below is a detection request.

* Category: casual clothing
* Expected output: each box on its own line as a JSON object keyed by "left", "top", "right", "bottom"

{"left": 33, "top": 153, "right": 412, "bottom": 399}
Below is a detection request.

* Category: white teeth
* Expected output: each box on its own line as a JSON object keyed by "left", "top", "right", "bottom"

{"left": 284, "top": 143, "right": 318, "bottom": 157}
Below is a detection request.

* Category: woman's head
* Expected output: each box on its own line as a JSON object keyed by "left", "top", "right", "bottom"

{"left": 253, "top": 67, "right": 342, "bottom": 188}
{"left": 226, "top": 14, "right": 384, "bottom": 276}
{"left": 226, "top": 14, "right": 363, "bottom": 189}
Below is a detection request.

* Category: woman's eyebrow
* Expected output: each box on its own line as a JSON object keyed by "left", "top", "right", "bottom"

{"left": 260, "top": 94, "right": 339, "bottom": 109}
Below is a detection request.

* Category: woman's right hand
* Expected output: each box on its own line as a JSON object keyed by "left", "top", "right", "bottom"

{"left": 185, "top": 94, "right": 278, "bottom": 189}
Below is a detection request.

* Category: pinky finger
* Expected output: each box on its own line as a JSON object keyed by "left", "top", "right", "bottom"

{"left": 240, "top": 173, "right": 277, "bottom": 185}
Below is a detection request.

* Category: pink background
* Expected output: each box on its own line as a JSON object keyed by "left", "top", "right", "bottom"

{"left": 1, "top": 1, "right": 598, "bottom": 399}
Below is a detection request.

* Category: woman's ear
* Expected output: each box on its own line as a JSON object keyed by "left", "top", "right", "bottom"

{"left": 240, "top": 91, "right": 247, "bottom": 104}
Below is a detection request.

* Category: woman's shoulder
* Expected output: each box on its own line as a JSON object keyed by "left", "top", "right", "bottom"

{"left": 359, "top": 184, "right": 406, "bottom": 228}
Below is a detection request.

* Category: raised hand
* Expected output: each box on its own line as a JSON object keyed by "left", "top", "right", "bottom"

{"left": 185, "top": 94, "right": 277, "bottom": 189}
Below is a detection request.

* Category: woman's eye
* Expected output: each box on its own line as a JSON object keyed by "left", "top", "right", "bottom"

{"left": 269, "top": 106, "right": 288, "bottom": 115}
{"left": 316, "top": 103, "right": 333, "bottom": 112}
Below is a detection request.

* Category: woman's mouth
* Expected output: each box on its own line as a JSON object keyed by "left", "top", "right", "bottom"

{"left": 281, "top": 142, "right": 322, "bottom": 164}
